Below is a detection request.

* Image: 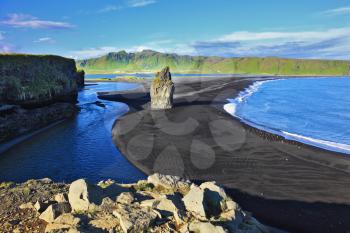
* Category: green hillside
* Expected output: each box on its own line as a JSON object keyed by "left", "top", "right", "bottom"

{"left": 76, "top": 50, "right": 350, "bottom": 76}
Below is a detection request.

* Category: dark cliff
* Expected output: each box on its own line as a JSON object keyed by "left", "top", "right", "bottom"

{"left": 0, "top": 54, "right": 84, "bottom": 143}
{"left": 0, "top": 54, "right": 83, "bottom": 108}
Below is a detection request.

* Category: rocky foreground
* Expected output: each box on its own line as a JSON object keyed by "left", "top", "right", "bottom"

{"left": 0, "top": 174, "right": 271, "bottom": 233}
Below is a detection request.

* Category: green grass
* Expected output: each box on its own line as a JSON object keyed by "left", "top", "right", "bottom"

{"left": 134, "top": 181, "right": 154, "bottom": 192}
{"left": 0, "top": 182, "right": 15, "bottom": 189}
{"left": 0, "top": 54, "right": 78, "bottom": 104}
{"left": 77, "top": 50, "right": 350, "bottom": 76}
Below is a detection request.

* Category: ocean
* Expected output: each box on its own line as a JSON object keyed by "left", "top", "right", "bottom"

{"left": 224, "top": 77, "right": 350, "bottom": 155}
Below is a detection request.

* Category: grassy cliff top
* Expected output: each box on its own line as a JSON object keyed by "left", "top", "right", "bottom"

{"left": 0, "top": 54, "right": 79, "bottom": 106}
{"left": 76, "top": 50, "right": 350, "bottom": 76}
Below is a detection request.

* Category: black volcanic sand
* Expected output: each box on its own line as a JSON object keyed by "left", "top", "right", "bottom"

{"left": 99, "top": 76, "right": 350, "bottom": 233}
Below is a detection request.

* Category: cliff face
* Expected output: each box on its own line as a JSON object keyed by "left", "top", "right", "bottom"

{"left": 0, "top": 54, "right": 83, "bottom": 143}
{"left": 0, "top": 54, "right": 83, "bottom": 108}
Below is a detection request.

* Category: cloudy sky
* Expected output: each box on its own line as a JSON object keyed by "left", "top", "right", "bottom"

{"left": 1, "top": 0, "right": 350, "bottom": 59}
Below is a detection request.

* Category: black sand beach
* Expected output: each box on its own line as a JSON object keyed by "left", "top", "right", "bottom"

{"left": 100, "top": 76, "right": 350, "bottom": 233}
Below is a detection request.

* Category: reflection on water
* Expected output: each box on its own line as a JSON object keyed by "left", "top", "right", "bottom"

{"left": 0, "top": 82, "right": 146, "bottom": 183}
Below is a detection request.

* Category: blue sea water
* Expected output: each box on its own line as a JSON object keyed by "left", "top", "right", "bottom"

{"left": 0, "top": 82, "right": 146, "bottom": 183}
{"left": 224, "top": 77, "right": 350, "bottom": 155}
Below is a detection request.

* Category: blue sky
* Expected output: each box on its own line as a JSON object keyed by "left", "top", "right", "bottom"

{"left": 1, "top": 0, "right": 350, "bottom": 59}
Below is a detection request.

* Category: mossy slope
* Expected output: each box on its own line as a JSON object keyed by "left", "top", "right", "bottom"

{"left": 77, "top": 50, "right": 350, "bottom": 76}
{"left": 0, "top": 54, "right": 83, "bottom": 107}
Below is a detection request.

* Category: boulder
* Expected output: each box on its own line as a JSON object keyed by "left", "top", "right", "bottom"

{"left": 189, "top": 222, "right": 226, "bottom": 233}
{"left": 68, "top": 179, "right": 103, "bottom": 212}
{"left": 116, "top": 192, "right": 134, "bottom": 205}
{"left": 182, "top": 184, "right": 207, "bottom": 220}
{"left": 183, "top": 182, "right": 240, "bottom": 221}
{"left": 19, "top": 202, "right": 35, "bottom": 210}
{"left": 39, "top": 202, "right": 72, "bottom": 223}
{"left": 45, "top": 213, "right": 81, "bottom": 232}
{"left": 54, "top": 213, "right": 81, "bottom": 226}
{"left": 220, "top": 199, "right": 244, "bottom": 223}
{"left": 155, "top": 197, "right": 185, "bottom": 224}
{"left": 200, "top": 182, "right": 227, "bottom": 200}
{"left": 55, "top": 193, "right": 69, "bottom": 203}
{"left": 201, "top": 182, "right": 226, "bottom": 217}
{"left": 35, "top": 200, "right": 56, "bottom": 213}
{"left": 45, "top": 224, "right": 70, "bottom": 233}
{"left": 89, "top": 214, "right": 119, "bottom": 231}
{"left": 99, "top": 197, "right": 116, "bottom": 213}
{"left": 113, "top": 204, "right": 158, "bottom": 233}
{"left": 141, "top": 197, "right": 183, "bottom": 223}
{"left": 147, "top": 173, "right": 190, "bottom": 193}
{"left": 150, "top": 67, "right": 175, "bottom": 109}
{"left": 39, "top": 178, "right": 53, "bottom": 184}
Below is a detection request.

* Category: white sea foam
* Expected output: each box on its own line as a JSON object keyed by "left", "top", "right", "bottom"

{"left": 223, "top": 79, "right": 350, "bottom": 155}
{"left": 282, "top": 131, "right": 350, "bottom": 154}
{"left": 224, "top": 80, "right": 273, "bottom": 117}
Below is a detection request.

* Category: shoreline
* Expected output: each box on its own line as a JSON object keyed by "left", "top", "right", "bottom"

{"left": 0, "top": 119, "right": 66, "bottom": 155}
{"left": 109, "top": 75, "right": 350, "bottom": 233}
{"left": 224, "top": 78, "right": 350, "bottom": 155}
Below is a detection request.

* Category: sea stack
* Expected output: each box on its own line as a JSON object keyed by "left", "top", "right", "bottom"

{"left": 150, "top": 67, "right": 175, "bottom": 109}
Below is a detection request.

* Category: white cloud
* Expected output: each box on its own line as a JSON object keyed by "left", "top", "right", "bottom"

{"left": 0, "top": 44, "right": 16, "bottom": 53}
{"left": 70, "top": 39, "right": 176, "bottom": 59}
{"left": 217, "top": 28, "right": 350, "bottom": 43}
{"left": 98, "top": 5, "right": 123, "bottom": 13}
{"left": 69, "top": 28, "right": 350, "bottom": 60}
{"left": 69, "top": 46, "right": 120, "bottom": 59}
{"left": 1, "top": 14, "right": 75, "bottom": 29}
{"left": 33, "top": 37, "right": 55, "bottom": 43}
{"left": 321, "top": 6, "right": 350, "bottom": 16}
{"left": 128, "top": 0, "right": 156, "bottom": 8}
{"left": 191, "top": 28, "right": 350, "bottom": 59}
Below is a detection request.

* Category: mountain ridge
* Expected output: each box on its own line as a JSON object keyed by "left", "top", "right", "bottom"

{"left": 76, "top": 50, "right": 350, "bottom": 75}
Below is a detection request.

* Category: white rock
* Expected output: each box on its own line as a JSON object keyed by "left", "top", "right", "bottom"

{"left": 39, "top": 178, "right": 53, "bottom": 184}
{"left": 19, "top": 202, "right": 35, "bottom": 210}
{"left": 68, "top": 179, "right": 102, "bottom": 212}
{"left": 156, "top": 198, "right": 183, "bottom": 224}
{"left": 183, "top": 182, "right": 239, "bottom": 221}
{"left": 147, "top": 173, "right": 190, "bottom": 192}
{"left": 39, "top": 202, "right": 72, "bottom": 223}
{"left": 54, "top": 213, "right": 81, "bottom": 226}
{"left": 189, "top": 222, "right": 226, "bottom": 233}
{"left": 55, "top": 193, "right": 68, "bottom": 203}
{"left": 89, "top": 214, "right": 119, "bottom": 231}
{"left": 45, "top": 213, "right": 81, "bottom": 232}
{"left": 35, "top": 201, "right": 56, "bottom": 213}
{"left": 116, "top": 192, "right": 134, "bottom": 205}
{"left": 200, "top": 182, "right": 227, "bottom": 200}
{"left": 182, "top": 184, "right": 207, "bottom": 220}
{"left": 113, "top": 204, "right": 158, "bottom": 233}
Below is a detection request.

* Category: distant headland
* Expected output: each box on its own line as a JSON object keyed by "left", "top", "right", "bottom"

{"left": 77, "top": 50, "right": 350, "bottom": 76}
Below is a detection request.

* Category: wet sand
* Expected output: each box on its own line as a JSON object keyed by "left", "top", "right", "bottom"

{"left": 100, "top": 76, "right": 350, "bottom": 233}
